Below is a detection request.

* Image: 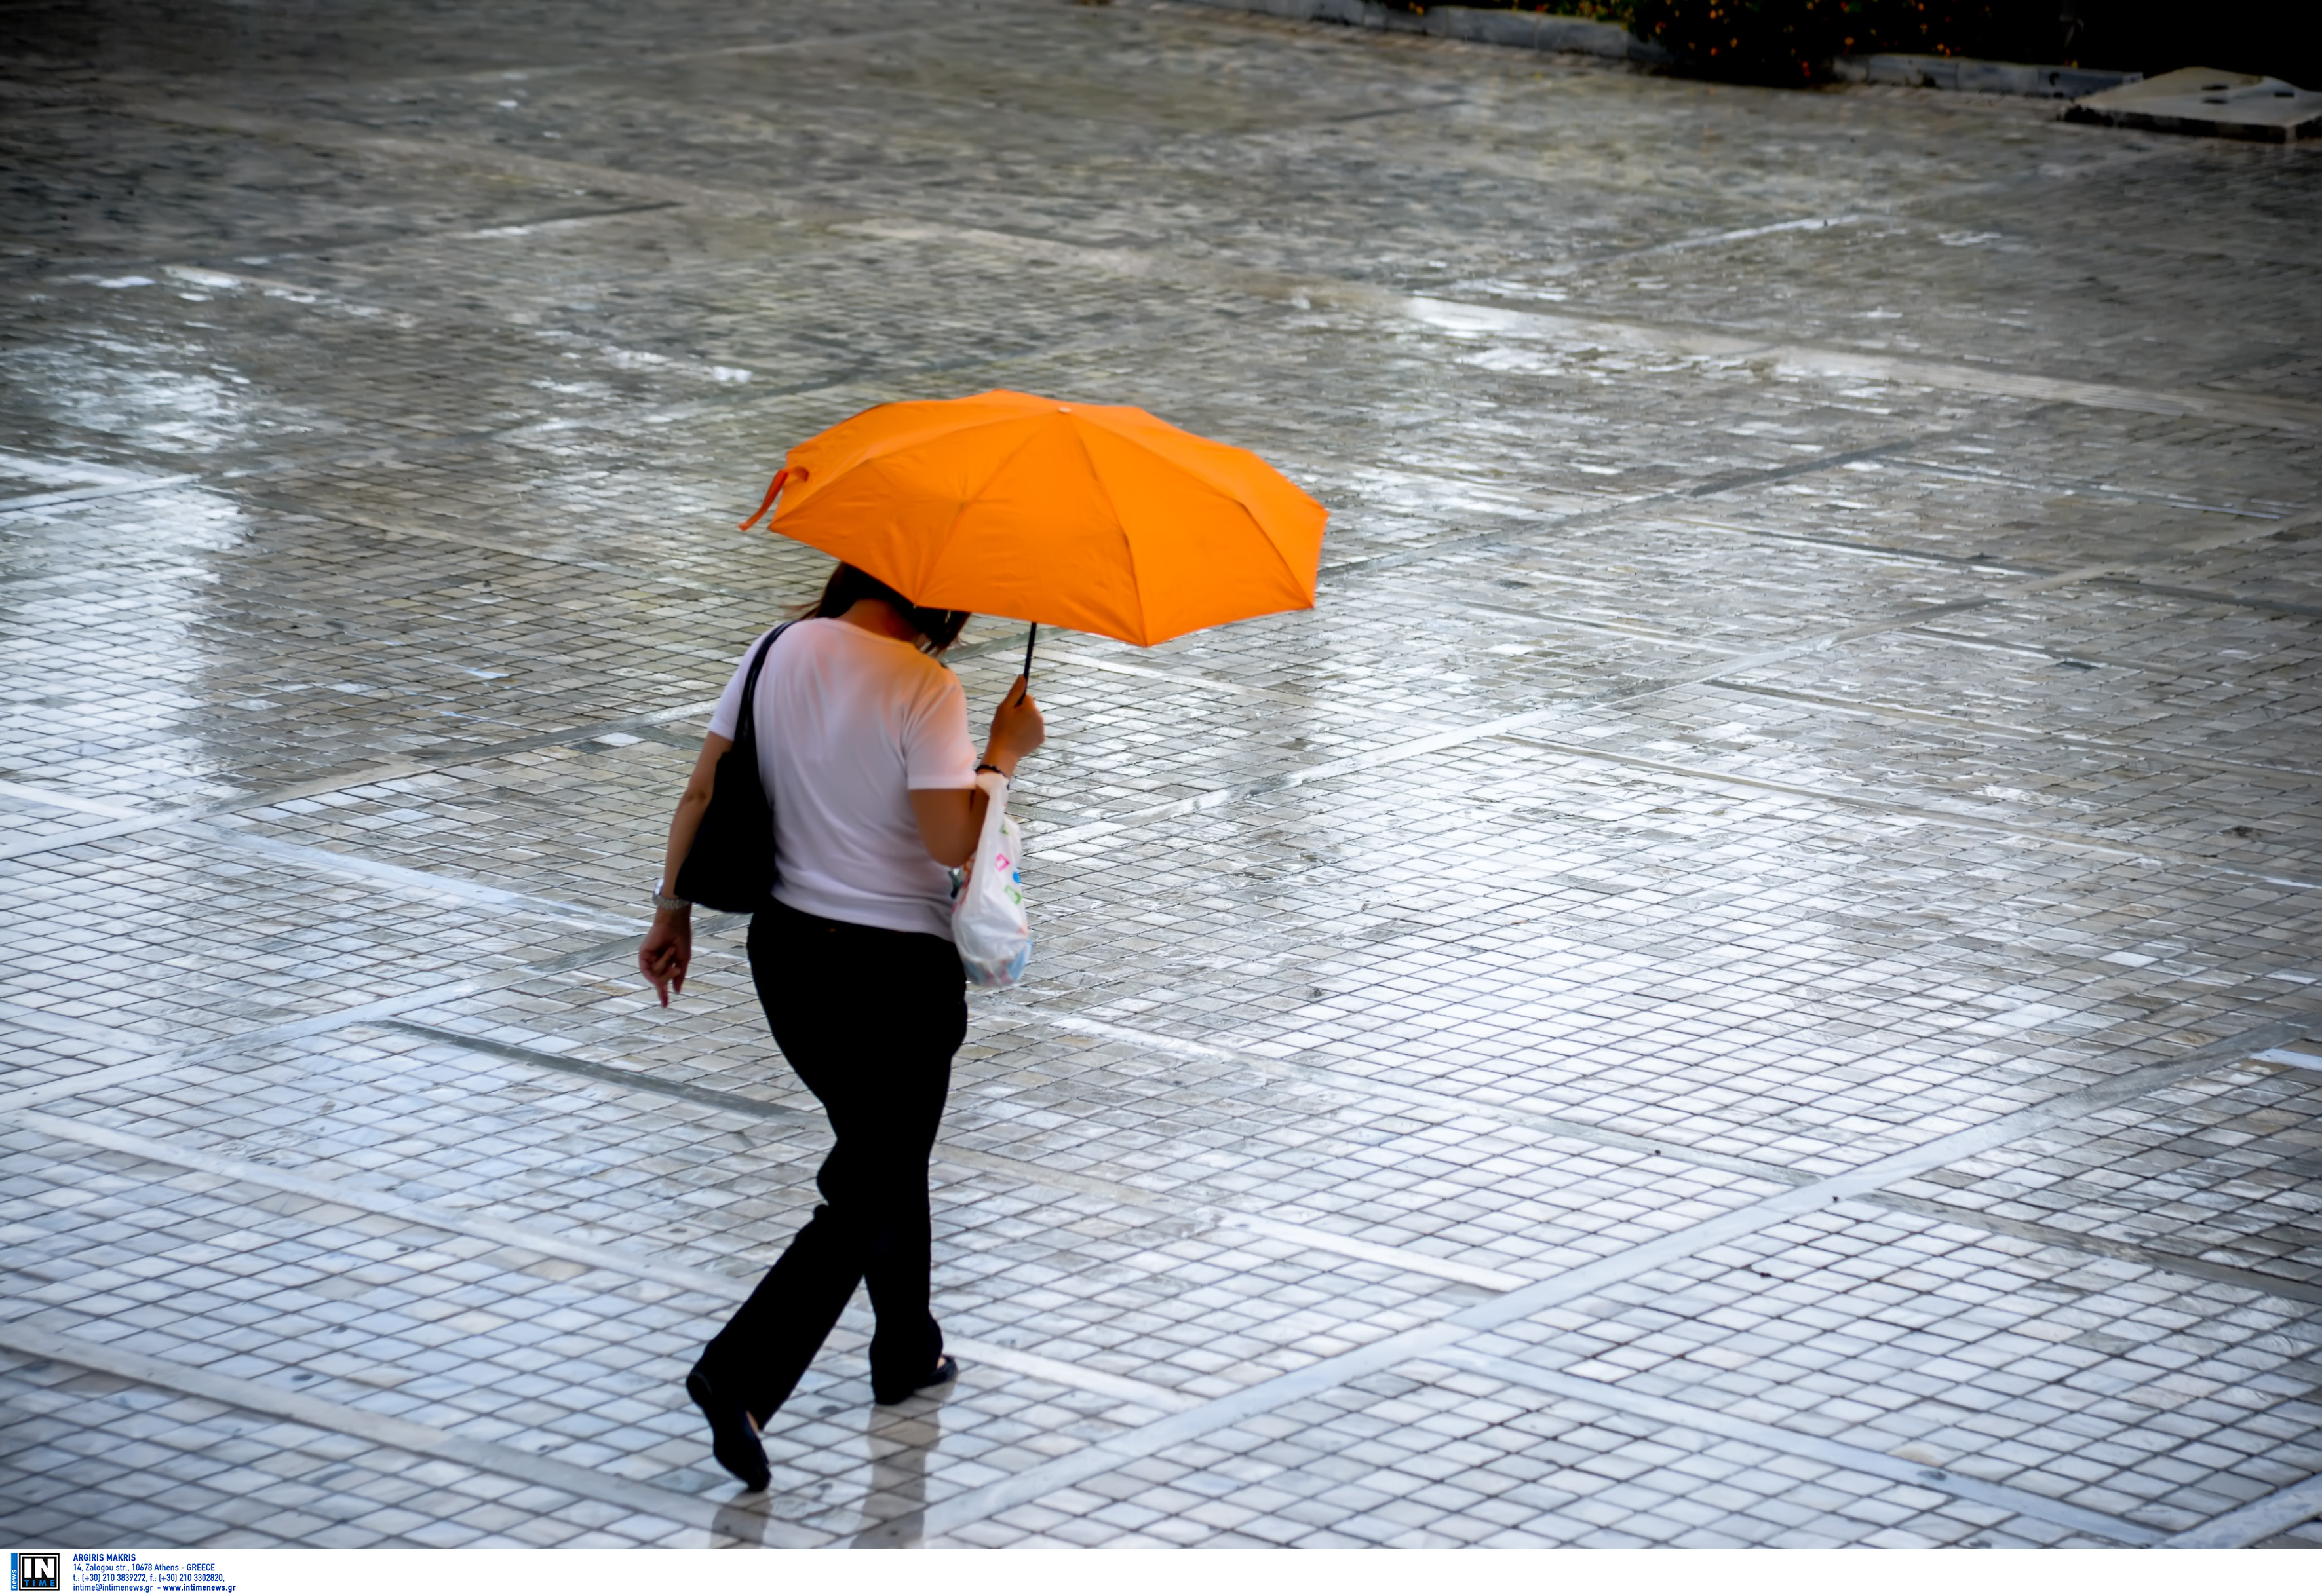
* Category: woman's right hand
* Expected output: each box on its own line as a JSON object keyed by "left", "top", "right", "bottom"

{"left": 639, "top": 908, "right": 693, "bottom": 1006}
{"left": 984, "top": 676, "right": 1045, "bottom": 774}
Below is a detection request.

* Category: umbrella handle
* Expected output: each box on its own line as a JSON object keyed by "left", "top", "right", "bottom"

{"left": 1019, "top": 624, "right": 1037, "bottom": 704}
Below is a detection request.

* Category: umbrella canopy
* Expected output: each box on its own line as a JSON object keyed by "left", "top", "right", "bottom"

{"left": 739, "top": 389, "right": 1326, "bottom": 647}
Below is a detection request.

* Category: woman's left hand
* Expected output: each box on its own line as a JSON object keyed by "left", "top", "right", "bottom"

{"left": 640, "top": 909, "right": 693, "bottom": 1006}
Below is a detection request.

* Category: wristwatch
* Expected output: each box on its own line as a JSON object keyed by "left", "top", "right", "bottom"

{"left": 651, "top": 879, "right": 691, "bottom": 913}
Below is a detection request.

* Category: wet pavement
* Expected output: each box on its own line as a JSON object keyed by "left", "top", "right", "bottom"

{"left": 3, "top": 0, "right": 2321, "bottom": 1551}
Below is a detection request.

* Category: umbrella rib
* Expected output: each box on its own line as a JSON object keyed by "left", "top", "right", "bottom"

{"left": 931, "top": 417, "right": 1065, "bottom": 594}
{"left": 1238, "top": 493, "right": 1308, "bottom": 599}
{"left": 859, "top": 410, "right": 1041, "bottom": 470}
{"left": 1085, "top": 418, "right": 1311, "bottom": 605}
{"left": 1066, "top": 421, "right": 1147, "bottom": 643}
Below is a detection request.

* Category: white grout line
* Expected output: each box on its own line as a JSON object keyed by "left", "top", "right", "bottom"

{"left": 0, "top": 998, "right": 184, "bottom": 1052}
{"left": 1034, "top": 520, "right": 2296, "bottom": 854}
{"left": 2, "top": 489, "right": 2294, "bottom": 898}
{"left": 101, "top": 86, "right": 2322, "bottom": 427}
{"left": 309, "top": 504, "right": 802, "bottom": 607}
{"left": 1214, "top": 1213, "right": 1525, "bottom": 1292}
{"left": 0, "top": 1055, "right": 212, "bottom": 1116}
{"left": 1041, "top": 615, "right": 2322, "bottom": 887}
{"left": 0, "top": 1318, "right": 826, "bottom": 1548}
{"left": 1032, "top": 704, "right": 1576, "bottom": 850}
{"left": 912, "top": 1019, "right": 2305, "bottom": 1538}
{"left": 16, "top": 1107, "right": 1199, "bottom": 1420}
{"left": 1024, "top": 1009, "right": 1813, "bottom": 1184}
{"left": 992, "top": 1010, "right": 2322, "bottom": 1306}
{"left": 35, "top": 1002, "right": 2257, "bottom": 1546}
{"left": 19, "top": 1003, "right": 1566, "bottom": 1424}
{"left": 0, "top": 810, "right": 207, "bottom": 862}
{"left": 0, "top": 705, "right": 722, "bottom": 864}
{"left": 1427, "top": 1346, "right": 2164, "bottom": 1546}
{"left": 1394, "top": 295, "right": 2322, "bottom": 436}
{"left": 0, "top": 926, "right": 653, "bottom": 1114}
{"left": 0, "top": 475, "right": 203, "bottom": 514}
{"left": 837, "top": 217, "right": 2322, "bottom": 435}
{"left": 1863, "top": 1188, "right": 2322, "bottom": 1310}
{"left": 1707, "top": 677, "right": 2322, "bottom": 785}
{"left": 2158, "top": 1472, "right": 2322, "bottom": 1549}
{"left": 10, "top": 978, "right": 2308, "bottom": 1542}
{"left": 383, "top": 1016, "right": 1543, "bottom": 1297}
{"left": 386, "top": 1010, "right": 2322, "bottom": 1320}
{"left": 0, "top": 782, "right": 149, "bottom": 818}
{"left": 0, "top": 1002, "right": 206, "bottom": 1112}
{"left": 1565, "top": 212, "right": 1878, "bottom": 265}
{"left": 18, "top": 1109, "right": 750, "bottom": 1295}
{"left": 180, "top": 821, "right": 638, "bottom": 932}
{"left": 958, "top": 1343, "right": 1204, "bottom": 1415}
{"left": 1492, "top": 730, "right": 2322, "bottom": 892}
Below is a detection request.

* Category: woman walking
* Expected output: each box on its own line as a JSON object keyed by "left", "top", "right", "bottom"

{"left": 638, "top": 563, "right": 1045, "bottom": 1493}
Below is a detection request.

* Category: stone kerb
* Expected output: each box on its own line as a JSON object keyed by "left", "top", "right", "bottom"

{"left": 1180, "top": 0, "right": 1674, "bottom": 65}
{"left": 1830, "top": 53, "right": 2140, "bottom": 98}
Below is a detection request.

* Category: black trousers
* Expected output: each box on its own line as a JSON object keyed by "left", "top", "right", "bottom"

{"left": 697, "top": 900, "right": 967, "bottom": 1423}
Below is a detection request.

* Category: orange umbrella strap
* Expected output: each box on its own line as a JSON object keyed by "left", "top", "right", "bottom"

{"left": 738, "top": 466, "right": 805, "bottom": 531}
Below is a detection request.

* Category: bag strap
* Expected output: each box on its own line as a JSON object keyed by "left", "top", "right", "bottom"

{"left": 730, "top": 620, "right": 796, "bottom": 748}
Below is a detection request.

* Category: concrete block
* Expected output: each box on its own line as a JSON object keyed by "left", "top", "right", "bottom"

{"left": 2065, "top": 66, "right": 2322, "bottom": 141}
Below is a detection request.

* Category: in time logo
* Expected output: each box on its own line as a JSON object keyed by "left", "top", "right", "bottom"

{"left": 9, "top": 1554, "right": 60, "bottom": 1593}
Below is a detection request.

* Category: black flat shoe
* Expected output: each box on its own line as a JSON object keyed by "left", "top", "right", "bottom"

{"left": 686, "top": 1365, "right": 770, "bottom": 1492}
{"left": 873, "top": 1353, "right": 958, "bottom": 1406}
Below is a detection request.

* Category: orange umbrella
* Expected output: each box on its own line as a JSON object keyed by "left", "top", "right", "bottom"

{"left": 737, "top": 389, "right": 1326, "bottom": 649}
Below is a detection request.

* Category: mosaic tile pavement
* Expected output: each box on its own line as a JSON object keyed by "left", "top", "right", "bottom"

{"left": 2, "top": 0, "right": 2319, "bottom": 1551}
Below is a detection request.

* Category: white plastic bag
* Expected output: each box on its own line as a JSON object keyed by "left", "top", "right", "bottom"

{"left": 952, "top": 770, "right": 1030, "bottom": 987}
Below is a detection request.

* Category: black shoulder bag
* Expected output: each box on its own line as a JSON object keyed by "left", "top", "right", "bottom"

{"left": 673, "top": 621, "right": 795, "bottom": 913}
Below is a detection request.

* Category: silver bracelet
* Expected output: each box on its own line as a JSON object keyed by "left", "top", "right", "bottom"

{"left": 651, "top": 880, "right": 691, "bottom": 913}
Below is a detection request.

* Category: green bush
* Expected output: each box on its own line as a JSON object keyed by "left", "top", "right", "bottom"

{"left": 1504, "top": 1, "right": 2097, "bottom": 81}
{"left": 1834, "top": 1, "right": 2087, "bottom": 64}
{"left": 1623, "top": 0, "right": 1854, "bottom": 82}
{"left": 1428, "top": 2, "right": 2320, "bottom": 85}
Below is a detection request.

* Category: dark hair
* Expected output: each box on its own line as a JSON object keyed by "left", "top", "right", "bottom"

{"left": 800, "top": 562, "right": 970, "bottom": 654}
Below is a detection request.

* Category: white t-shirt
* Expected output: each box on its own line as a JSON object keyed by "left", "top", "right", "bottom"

{"left": 706, "top": 617, "right": 978, "bottom": 939}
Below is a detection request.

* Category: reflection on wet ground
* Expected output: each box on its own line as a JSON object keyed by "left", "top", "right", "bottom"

{"left": 849, "top": 1409, "right": 941, "bottom": 1549}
